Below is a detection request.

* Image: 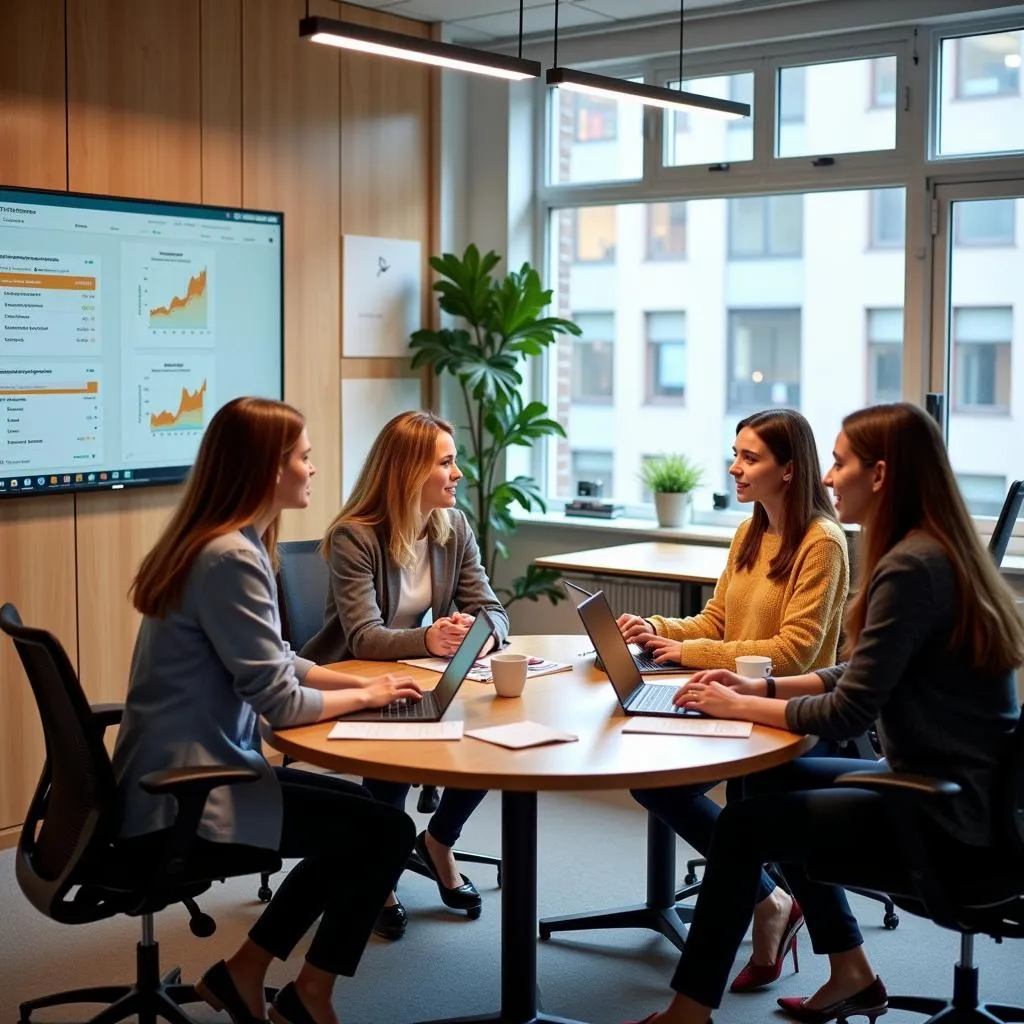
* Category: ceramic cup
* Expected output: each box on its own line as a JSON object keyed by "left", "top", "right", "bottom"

{"left": 735, "top": 654, "right": 772, "bottom": 679}
{"left": 491, "top": 653, "right": 529, "bottom": 697}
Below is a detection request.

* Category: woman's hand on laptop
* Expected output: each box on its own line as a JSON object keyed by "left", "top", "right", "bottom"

{"left": 426, "top": 616, "right": 470, "bottom": 656}
{"left": 673, "top": 678, "right": 743, "bottom": 718}
{"left": 634, "top": 633, "right": 683, "bottom": 664}
{"left": 617, "top": 613, "right": 654, "bottom": 643}
{"left": 685, "top": 668, "right": 767, "bottom": 697}
{"left": 361, "top": 674, "right": 424, "bottom": 709}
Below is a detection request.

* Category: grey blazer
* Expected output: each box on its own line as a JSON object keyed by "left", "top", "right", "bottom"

{"left": 301, "top": 509, "right": 510, "bottom": 664}
{"left": 111, "top": 526, "right": 324, "bottom": 850}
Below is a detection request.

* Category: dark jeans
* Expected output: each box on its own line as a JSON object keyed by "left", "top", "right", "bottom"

{"left": 122, "top": 766, "right": 414, "bottom": 976}
{"left": 363, "top": 778, "right": 486, "bottom": 848}
{"left": 670, "top": 755, "right": 931, "bottom": 1008}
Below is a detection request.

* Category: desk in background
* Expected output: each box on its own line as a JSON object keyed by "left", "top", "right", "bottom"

{"left": 262, "top": 636, "right": 812, "bottom": 1024}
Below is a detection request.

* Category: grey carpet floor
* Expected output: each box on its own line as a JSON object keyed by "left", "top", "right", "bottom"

{"left": 2, "top": 785, "right": 1022, "bottom": 1024}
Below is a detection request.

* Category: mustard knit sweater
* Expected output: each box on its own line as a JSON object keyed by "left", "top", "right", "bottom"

{"left": 648, "top": 516, "right": 849, "bottom": 676}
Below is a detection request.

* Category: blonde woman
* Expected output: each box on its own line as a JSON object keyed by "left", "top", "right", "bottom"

{"left": 303, "top": 410, "right": 510, "bottom": 940}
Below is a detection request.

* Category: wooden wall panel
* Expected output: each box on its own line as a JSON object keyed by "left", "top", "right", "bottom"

{"left": 0, "top": 0, "right": 67, "bottom": 190}
{"left": 243, "top": 0, "right": 341, "bottom": 538}
{"left": 200, "top": 0, "right": 242, "bottom": 207}
{"left": 67, "top": 0, "right": 202, "bottom": 201}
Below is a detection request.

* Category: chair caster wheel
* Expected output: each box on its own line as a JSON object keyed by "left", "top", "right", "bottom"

{"left": 883, "top": 913, "right": 899, "bottom": 930}
{"left": 257, "top": 885, "right": 274, "bottom": 903}
{"left": 467, "top": 905, "right": 482, "bottom": 921}
{"left": 683, "top": 872, "right": 698, "bottom": 885}
{"left": 164, "top": 967, "right": 182, "bottom": 984}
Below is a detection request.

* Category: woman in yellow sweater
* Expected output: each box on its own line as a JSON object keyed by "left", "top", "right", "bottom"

{"left": 625, "top": 407, "right": 849, "bottom": 995}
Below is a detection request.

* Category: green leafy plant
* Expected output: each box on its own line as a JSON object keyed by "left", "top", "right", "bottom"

{"left": 639, "top": 453, "right": 704, "bottom": 494}
{"left": 410, "top": 244, "right": 580, "bottom": 606}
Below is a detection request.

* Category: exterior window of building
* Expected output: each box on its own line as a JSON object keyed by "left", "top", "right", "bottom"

{"left": 727, "top": 309, "right": 802, "bottom": 411}
{"left": 952, "top": 307, "right": 1012, "bottom": 413}
{"left": 573, "top": 206, "right": 617, "bottom": 263}
{"left": 646, "top": 312, "right": 687, "bottom": 403}
{"left": 728, "top": 194, "right": 803, "bottom": 258}
{"left": 870, "top": 56, "right": 898, "bottom": 108}
{"left": 571, "top": 312, "right": 615, "bottom": 405}
{"left": 777, "top": 65, "right": 807, "bottom": 123}
{"left": 647, "top": 202, "right": 687, "bottom": 260}
{"left": 869, "top": 188, "right": 906, "bottom": 248}
{"left": 572, "top": 450, "right": 614, "bottom": 498}
{"left": 574, "top": 94, "right": 618, "bottom": 142}
{"left": 867, "top": 309, "right": 904, "bottom": 403}
{"left": 956, "top": 33, "right": 1021, "bottom": 98}
{"left": 664, "top": 71, "right": 754, "bottom": 167}
{"left": 954, "top": 198, "right": 1016, "bottom": 246}
{"left": 956, "top": 473, "right": 1008, "bottom": 516}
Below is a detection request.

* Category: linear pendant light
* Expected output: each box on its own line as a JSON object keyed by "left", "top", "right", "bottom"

{"left": 546, "top": 0, "right": 750, "bottom": 120}
{"left": 300, "top": 3, "right": 541, "bottom": 82}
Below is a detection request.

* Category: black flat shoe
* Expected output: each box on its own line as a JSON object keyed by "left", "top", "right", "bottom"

{"left": 195, "top": 959, "right": 268, "bottom": 1024}
{"left": 413, "top": 830, "right": 482, "bottom": 912}
{"left": 268, "top": 983, "right": 316, "bottom": 1024}
{"left": 372, "top": 899, "right": 408, "bottom": 940}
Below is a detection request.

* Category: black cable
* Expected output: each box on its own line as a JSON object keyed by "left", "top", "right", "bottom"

{"left": 554, "top": 0, "right": 559, "bottom": 68}
{"left": 519, "top": 0, "right": 524, "bottom": 59}
{"left": 679, "top": 0, "right": 684, "bottom": 85}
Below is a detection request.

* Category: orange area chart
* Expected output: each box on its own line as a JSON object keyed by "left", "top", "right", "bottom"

{"left": 150, "top": 380, "right": 206, "bottom": 431}
{"left": 149, "top": 269, "right": 207, "bottom": 329}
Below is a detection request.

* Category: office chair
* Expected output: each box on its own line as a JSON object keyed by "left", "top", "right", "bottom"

{"left": 989, "top": 480, "right": 1024, "bottom": 567}
{"left": 811, "top": 711, "right": 1024, "bottom": 1024}
{"left": 0, "top": 602, "right": 281, "bottom": 1024}
{"left": 256, "top": 540, "right": 501, "bottom": 905}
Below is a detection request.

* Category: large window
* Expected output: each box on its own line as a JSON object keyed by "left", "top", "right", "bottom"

{"left": 573, "top": 207, "right": 616, "bottom": 263}
{"left": 728, "top": 310, "right": 802, "bottom": 411}
{"left": 663, "top": 71, "right": 755, "bottom": 167}
{"left": 952, "top": 307, "right": 1012, "bottom": 413}
{"left": 571, "top": 450, "right": 614, "bottom": 499}
{"left": 647, "top": 202, "right": 687, "bottom": 260}
{"left": 728, "top": 195, "right": 803, "bottom": 258}
{"left": 867, "top": 309, "right": 903, "bottom": 403}
{"left": 571, "top": 312, "right": 615, "bottom": 405}
{"left": 646, "top": 312, "right": 687, "bottom": 403}
{"left": 574, "top": 94, "right": 618, "bottom": 142}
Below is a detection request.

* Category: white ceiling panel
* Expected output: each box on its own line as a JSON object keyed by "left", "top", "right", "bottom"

{"left": 451, "top": 4, "right": 616, "bottom": 41}
{"left": 381, "top": 0, "right": 550, "bottom": 21}
{"left": 573, "top": 0, "right": 688, "bottom": 16}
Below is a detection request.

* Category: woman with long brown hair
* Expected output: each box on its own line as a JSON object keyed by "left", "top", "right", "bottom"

{"left": 303, "top": 409, "right": 510, "bottom": 940}
{"left": 113, "top": 397, "right": 423, "bottom": 1024}
{"left": 628, "top": 402, "right": 1023, "bottom": 1024}
{"left": 624, "top": 408, "right": 850, "bottom": 992}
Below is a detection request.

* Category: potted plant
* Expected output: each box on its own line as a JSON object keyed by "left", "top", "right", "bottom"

{"left": 410, "top": 245, "right": 580, "bottom": 606}
{"left": 640, "top": 454, "right": 704, "bottom": 528}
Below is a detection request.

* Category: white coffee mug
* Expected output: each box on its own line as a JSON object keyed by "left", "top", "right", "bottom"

{"left": 491, "top": 653, "right": 529, "bottom": 697}
{"left": 735, "top": 655, "right": 772, "bottom": 679}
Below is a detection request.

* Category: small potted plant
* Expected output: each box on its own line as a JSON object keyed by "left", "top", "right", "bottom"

{"left": 640, "top": 454, "right": 704, "bottom": 528}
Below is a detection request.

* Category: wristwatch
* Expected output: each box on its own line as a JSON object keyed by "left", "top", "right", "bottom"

{"left": 764, "top": 675, "right": 777, "bottom": 699}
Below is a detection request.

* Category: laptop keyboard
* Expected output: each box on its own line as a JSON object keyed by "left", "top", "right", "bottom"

{"left": 629, "top": 684, "right": 682, "bottom": 713}
{"left": 630, "top": 646, "right": 669, "bottom": 672}
{"left": 379, "top": 698, "right": 433, "bottom": 719}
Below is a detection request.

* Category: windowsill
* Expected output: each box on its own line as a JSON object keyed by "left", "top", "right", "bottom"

{"left": 513, "top": 508, "right": 736, "bottom": 545}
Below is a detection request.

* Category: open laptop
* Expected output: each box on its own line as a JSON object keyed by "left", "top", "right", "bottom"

{"left": 563, "top": 579, "right": 682, "bottom": 676}
{"left": 339, "top": 609, "right": 495, "bottom": 721}
{"left": 575, "top": 590, "right": 700, "bottom": 717}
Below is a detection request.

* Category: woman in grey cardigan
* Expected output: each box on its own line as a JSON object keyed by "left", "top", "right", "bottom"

{"left": 303, "top": 410, "right": 510, "bottom": 940}
{"left": 626, "top": 403, "right": 1024, "bottom": 1024}
{"left": 113, "top": 398, "right": 424, "bottom": 1024}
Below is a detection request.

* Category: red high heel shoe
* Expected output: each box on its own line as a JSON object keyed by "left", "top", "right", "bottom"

{"left": 729, "top": 898, "right": 805, "bottom": 993}
{"left": 777, "top": 976, "right": 888, "bottom": 1024}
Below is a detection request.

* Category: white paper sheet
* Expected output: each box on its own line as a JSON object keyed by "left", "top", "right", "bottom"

{"left": 398, "top": 653, "right": 572, "bottom": 682}
{"left": 465, "top": 722, "right": 578, "bottom": 750}
{"left": 327, "top": 721, "right": 464, "bottom": 741}
{"left": 621, "top": 719, "right": 754, "bottom": 738}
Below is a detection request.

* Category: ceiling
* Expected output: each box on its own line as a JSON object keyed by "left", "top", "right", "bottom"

{"left": 348, "top": 0, "right": 830, "bottom": 43}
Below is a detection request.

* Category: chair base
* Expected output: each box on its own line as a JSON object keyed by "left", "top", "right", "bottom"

{"left": 888, "top": 997, "right": 1024, "bottom": 1024}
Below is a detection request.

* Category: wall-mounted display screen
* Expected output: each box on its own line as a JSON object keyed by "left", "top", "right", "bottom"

{"left": 0, "top": 186, "right": 283, "bottom": 499}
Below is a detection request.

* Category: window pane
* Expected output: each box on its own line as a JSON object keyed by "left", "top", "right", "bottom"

{"left": 571, "top": 450, "right": 613, "bottom": 498}
{"left": 546, "top": 191, "right": 906, "bottom": 506}
{"left": 937, "top": 31, "right": 1024, "bottom": 157}
{"left": 663, "top": 72, "right": 754, "bottom": 167}
{"left": 871, "top": 56, "right": 897, "bottom": 108}
{"left": 954, "top": 198, "right": 1017, "bottom": 246}
{"left": 777, "top": 57, "right": 897, "bottom": 159}
{"left": 548, "top": 78, "right": 644, "bottom": 185}
{"left": 647, "top": 202, "right": 688, "bottom": 260}
{"left": 869, "top": 188, "right": 905, "bottom": 248}
{"left": 574, "top": 207, "right": 617, "bottom": 263}
{"left": 571, "top": 312, "right": 615, "bottom": 405}
{"left": 956, "top": 473, "right": 1008, "bottom": 516}
{"left": 952, "top": 307, "right": 1012, "bottom": 412}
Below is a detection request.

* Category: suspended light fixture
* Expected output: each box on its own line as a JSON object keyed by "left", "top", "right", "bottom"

{"left": 546, "top": 0, "right": 750, "bottom": 120}
{"left": 300, "top": 1, "right": 541, "bottom": 82}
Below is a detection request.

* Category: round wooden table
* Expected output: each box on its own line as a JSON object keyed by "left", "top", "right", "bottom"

{"left": 262, "top": 636, "right": 815, "bottom": 1024}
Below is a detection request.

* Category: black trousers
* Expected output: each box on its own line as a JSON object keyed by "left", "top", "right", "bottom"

{"left": 669, "top": 756, "right": 984, "bottom": 1009}
{"left": 122, "top": 766, "right": 415, "bottom": 976}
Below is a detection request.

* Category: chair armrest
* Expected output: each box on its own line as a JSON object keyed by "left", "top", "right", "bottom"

{"left": 835, "top": 770, "right": 961, "bottom": 801}
{"left": 90, "top": 702, "right": 124, "bottom": 733}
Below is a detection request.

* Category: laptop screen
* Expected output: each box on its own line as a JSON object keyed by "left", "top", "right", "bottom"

{"left": 432, "top": 609, "right": 495, "bottom": 713}
{"left": 575, "top": 591, "right": 643, "bottom": 706}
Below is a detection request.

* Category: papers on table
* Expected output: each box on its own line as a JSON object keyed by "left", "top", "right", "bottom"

{"left": 622, "top": 718, "right": 754, "bottom": 738}
{"left": 398, "top": 654, "right": 571, "bottom": 683}
{"left": 465, "top": 721, "right": 579, "bottom": 750}
{"left": 327, "top": 721, "right": 464, "bottom": 741}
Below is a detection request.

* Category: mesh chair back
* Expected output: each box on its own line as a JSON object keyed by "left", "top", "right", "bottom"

{"left": 0, "top": 603, "right": 119, "bottom": 921}
{"left": 989, "top": 480, "right": 1024, "bottom": 568}
{"left": 277, "top": 539, "right": 329, "bottom": 651}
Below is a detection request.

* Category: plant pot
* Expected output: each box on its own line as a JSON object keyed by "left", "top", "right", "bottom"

{"left": 654, "top": 491, "right": 689, "bottom": 528}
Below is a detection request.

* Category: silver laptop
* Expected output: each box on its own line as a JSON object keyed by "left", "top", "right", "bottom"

{"left": 563, "top": 580, "right": 683, "bottom": 676}
{"left": 575, "top": 590, "right": 699, "bottom": 718}
{"left": 339, "top": 610, "right": 494, "bottom": 721}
